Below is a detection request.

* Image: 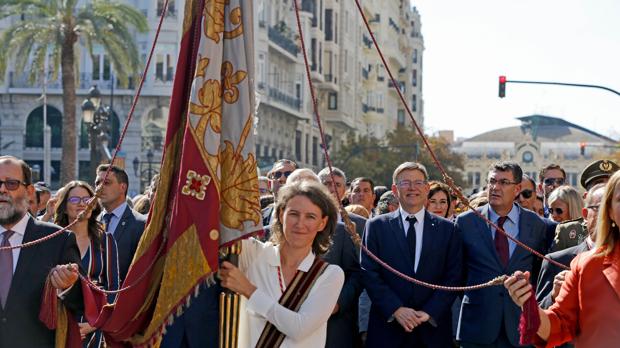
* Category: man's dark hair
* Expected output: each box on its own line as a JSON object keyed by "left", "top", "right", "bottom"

{"left": 0, "top": 155, "right": 32, "bottom": 185}
{"left": 538, "top": 163, "right": 566, "bottom": 182}
{"left": 489, "top": 161, "right": 523, "bottom": 183}
{"left": 373, "top": 186, "right": 389, "bottom": 207}
{"left": 350, "top": 177, "right": 375, "bottom": 191}
{"left": 97, "top": 164, "right": 129, "bottom": 196}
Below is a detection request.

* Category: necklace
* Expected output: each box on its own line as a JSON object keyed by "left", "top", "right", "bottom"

{"left": 276, "top": 266, "right": 299, "bottom": 293}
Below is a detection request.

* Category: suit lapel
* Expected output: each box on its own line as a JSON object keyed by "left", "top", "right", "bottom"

{"left": 114, "top": 206, "right": 131, "bottom": 242}
{"left": 416, "top": 211, "right": 436, "bottom": 277}
{"left": 507, "top": 210, "right": 533, "bottom": 270}
{"left": 388, "top": 211, "right": 414, "bottom": 272}
{"left": 7, "top": 218, "right": 41, "bottom": 307}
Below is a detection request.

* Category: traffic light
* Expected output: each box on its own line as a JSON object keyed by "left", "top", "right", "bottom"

{"left": 580, "top": 142, "right": 586, "bottom": 156}
{"left": 499, "top": 76, "right": 507, "bottom": 98}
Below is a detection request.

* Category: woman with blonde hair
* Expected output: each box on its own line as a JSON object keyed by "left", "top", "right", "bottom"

{"left": 547, "top": 185, "right": 583, "bottom": 223}
{"left": 219, "top": 181, "right": 344, "bottom": 347}
{"left": 504, "top": 171, "right": 620, "bottom": 347}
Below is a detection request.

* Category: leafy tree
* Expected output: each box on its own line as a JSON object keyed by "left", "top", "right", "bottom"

{"left": 0, "top": 0, "right": 148, "bottom": 184}
{"left": 332, "top": 126, "right": 465, "bottom": 187}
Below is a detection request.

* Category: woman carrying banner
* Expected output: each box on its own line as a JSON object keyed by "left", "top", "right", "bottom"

{"left": 220, "top": 181, "right": 344, "bottom": 347}
{"left": 54, "top": 180, "right": 120, "bottom": 347}
{"left": 504, "top": 171, "right": 620, "bottom": 347}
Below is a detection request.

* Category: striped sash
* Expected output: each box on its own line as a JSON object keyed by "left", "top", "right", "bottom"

{"left": 255, "top": 257, "right": 329, "bottom": 348}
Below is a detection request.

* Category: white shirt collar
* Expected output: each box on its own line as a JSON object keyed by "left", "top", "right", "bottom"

{"left": 399, "top": 206, "right": 425, "bottom": 223}
{"left": 105, "top": 201, "right": 127, "bottom": 218}
{"left": 0, "top": 213, "right": 30, "bottom": 236}
{"left": 268, "top": 243, "right": 316, "bottom": 272}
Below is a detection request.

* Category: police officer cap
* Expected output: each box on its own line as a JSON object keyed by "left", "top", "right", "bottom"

{"left": 580, "top": 159, "right": 620, "bottom": 189}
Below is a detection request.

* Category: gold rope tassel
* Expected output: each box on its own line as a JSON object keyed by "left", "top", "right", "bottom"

{"left": 219, "top": 241, "right": 241, "bottom": 348}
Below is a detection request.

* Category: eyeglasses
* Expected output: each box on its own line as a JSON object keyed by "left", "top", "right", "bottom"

{"left": 0, "top": 179, "right": 27, "bottom": 191}
{"left": 519, "top": 189, "right": 534, "bottom": 199}
{"left": 586, "top": 205, "right": 600, "bottom": 212}
{"left": 550, "top": 207, "right": 564, "bottom": 215}
{"left": 270, "top": 171, "right": 293, "bottom": 180}
{"left": 487, "top": 178, "right": 518, "bottom": 187}
{"left": 67, "top": 196, "right": 92, "bottom": 204}
{"left": 396, "top": 180, "right": 427, "bottom": 188}
{"left": 543, "top": 178, "right": 565, "bottom": 186}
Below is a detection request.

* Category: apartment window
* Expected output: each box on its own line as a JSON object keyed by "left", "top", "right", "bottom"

{"left": 156, "top": 54, "right": 165, "bottom": 81}
{"left": 411, "top": 94, "right": 417, "bottom": 112}
{"left": 397, "top": 109, "right": 405, "bottom": 125}
{"left": 258, "top": 53, "right": 266, "bottom": 87}
{"left": 305, "top": 134, "right": 310, "bottom": 163}
{"left": 92, "top": 54, "right": 101, "bottom": 80}
{"left": 413, "top": 49, "right": 418, "bottom": 64}
{"left": 166, "top": 54, "right": 174, "bottom": 81}
{"left": 311, "top": 39, "right": 317, "bottom": 71}
{"left": 412, "top": 69, "right": 417, "bottom": 86}
{"left": 295, "top": 131, "right": 302, "bottom": 161}
{"left": 328, "top": 92, "right": 338, "bottom": 110}
{"left": 334, "top": 13, "right": 338, "bottom": 44}
{"left": 325, "top": 9, "right": 333, "bottom": 41}
{"left": 319, "top": 0, "right": 323, "bottom": 30}
{"left": 344, "top": 50, "right": 348, "bottom": 73}
{"left": 255, "top": 144, "right": 261, "bottom": 157}
{"left": 319, "top": 42, "right": 323, "bottom": 73}
{"left": 312, "top": 136, "right": 318, "bottom": 166}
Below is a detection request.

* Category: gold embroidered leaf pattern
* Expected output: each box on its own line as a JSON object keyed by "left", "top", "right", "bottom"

{"left": 221, "top": 61, "right": 247, "bottom": 104}
{"left": 189, "top": 79, "right": 222, "bottom": 137}
{"left": 204, "top": 0, "right": 244, "bottom": 43}
{"left": 195, "top": 56, "right": 210, "bottom": 78}
{"left": 219, "top": 140, "right": 261, "bottom": 230}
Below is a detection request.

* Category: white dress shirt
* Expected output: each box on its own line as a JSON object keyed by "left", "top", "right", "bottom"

{"left": 237, "top": 238, "right": 344, "bottom": 348}
{"left": 0, "top": 213, "right": 31, "bottom": 273}
{"left": 399, "top": 206, "right": 425, "bottom": 273}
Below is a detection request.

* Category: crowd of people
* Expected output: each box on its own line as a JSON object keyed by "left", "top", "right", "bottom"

{"left": 1, "top": 152, "right": 619, "bottom": 347}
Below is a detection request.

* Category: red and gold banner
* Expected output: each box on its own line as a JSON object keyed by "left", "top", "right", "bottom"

{"left": 69, "top": 0, "right": 261, "bottom": 346}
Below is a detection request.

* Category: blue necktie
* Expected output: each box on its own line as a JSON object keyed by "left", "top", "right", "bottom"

{"left": 103, "top": 213, "right": 114, "bottom": 233}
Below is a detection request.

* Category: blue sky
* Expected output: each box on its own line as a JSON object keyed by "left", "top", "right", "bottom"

{"left": 412, "top": 0, "right": 620, "bottom": 140}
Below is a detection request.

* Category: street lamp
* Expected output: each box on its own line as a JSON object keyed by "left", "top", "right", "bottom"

{"left": 133, "top": 149, "right": 159, "bottom": 193}
{"left": 81, "top": 85, "right": 110, "bottom": 182}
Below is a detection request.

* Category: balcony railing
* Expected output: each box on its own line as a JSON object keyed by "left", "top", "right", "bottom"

{"left": 324, "top": 74, "right": 336, "bottom": 83}
{"left": 268, "top": 85, "right": 301, "bottom": 111}
{"left": 7, "top": 72, "right": 137, "bottom": 89}
{"left": 362, "top": 103, "right": 383, "bottom": 113}
{"left": 361, "top": 67, "right": 369, "bottom": 80}
{"left": 388, "top": 80, "right": 405, "bottom": 93}
{"left": 268, "top": 26, "right": 299, "bottom": 56}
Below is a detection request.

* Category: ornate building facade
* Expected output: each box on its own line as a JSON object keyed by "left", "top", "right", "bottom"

{"left": 453, "top": 115, "right": 619, "bottom": 193}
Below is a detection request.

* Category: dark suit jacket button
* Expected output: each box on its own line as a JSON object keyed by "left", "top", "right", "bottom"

{"left": 1, "top": 317, "right": 6, "bottom": 323}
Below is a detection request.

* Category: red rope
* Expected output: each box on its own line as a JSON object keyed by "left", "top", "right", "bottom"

{"left": 352, "top": 0, "right": 568, "bottom": 272}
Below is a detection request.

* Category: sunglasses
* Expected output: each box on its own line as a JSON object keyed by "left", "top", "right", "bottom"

{"left": 519, "top": 189, "right": 534, "bottom": 199}
{"left": 0, "top": 179, "right": 27, "bottom": 191}
{"left": 550, "top": 207, "right": 564, "bottom": 215}
{"left": 543, "top": 178, "right": 565, "bottom": 186}
{"left": 67, "top": 196, "right": 92, "bottom": 204}
{"left": 270, "top": 171, "right": 293, "bottom": 180}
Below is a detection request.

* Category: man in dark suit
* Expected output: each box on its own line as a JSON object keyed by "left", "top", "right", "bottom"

{"left": 0, "top": 156, "right": 82, "bottom": 347}
{"left": 261, "top": 159, "right": 298, "bottom": 227}
{"left": 362, "top": 162, "right": 463, "bottom": 348}
{"left": 456, "top": 161, "right": 548, "bottom": 348}
{"left": 96, "top": 164, "right": 146, "bottom": 282}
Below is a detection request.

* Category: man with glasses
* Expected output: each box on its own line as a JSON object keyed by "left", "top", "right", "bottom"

{"left": 261, "top": 159, "right": 297, "bottom": 226}
{"left": 456, "top": 161, "right": 548, "bottom": 348}
{"left": 0, "top": 156, "right": 82, "bottom": 347}
{"left": 538, "top": 164, "right": 566, "bottom": 217}
{"left": 362, "top": 162, "right": 462, "bottom": 347}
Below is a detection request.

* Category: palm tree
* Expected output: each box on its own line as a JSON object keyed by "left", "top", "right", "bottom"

{"left": 0, "top": 0, "right": 148, "bottom": 184}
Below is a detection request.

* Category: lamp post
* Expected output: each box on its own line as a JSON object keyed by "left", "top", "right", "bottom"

{"left": 81, "top": 85, "right": 111, "bottom": 183}
{"left": 133, "top": 149, "right": 159, "bottom": 193}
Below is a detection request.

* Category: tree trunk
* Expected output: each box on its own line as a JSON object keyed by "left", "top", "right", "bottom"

{"left": 59, "top": 23, "right": 77, "bottom": 185}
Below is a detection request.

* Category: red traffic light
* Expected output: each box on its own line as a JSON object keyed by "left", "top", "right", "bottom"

{"left": 499, "top": 76, "right": 507, "bottom": 98}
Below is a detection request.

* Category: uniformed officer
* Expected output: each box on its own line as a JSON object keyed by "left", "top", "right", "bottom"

{"left": 579, "top": 159, "right": 619, "bottom": 190}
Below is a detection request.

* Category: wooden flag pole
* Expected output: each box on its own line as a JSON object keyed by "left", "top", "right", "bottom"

{"left": 219, "top": 241, "right": 241, "bottom": 348}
